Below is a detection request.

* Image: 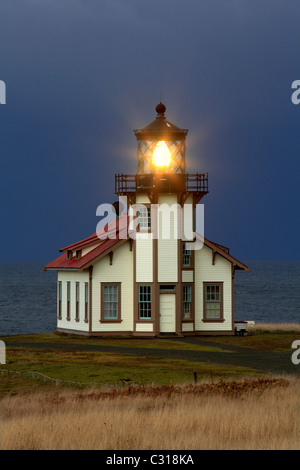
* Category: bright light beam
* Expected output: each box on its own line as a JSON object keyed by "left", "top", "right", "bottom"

{"left": 152, "top": 141, "right": 171, "bottom": 168}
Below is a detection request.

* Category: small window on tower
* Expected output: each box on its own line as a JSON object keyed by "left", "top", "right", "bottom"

{"left": 76, "top": 250, "right": 82, "bottom": 259}
{"left": 138, "top": 205, "right": 151, "bottom": 231}
{"left": 183, "top": 243, "right": 191, "bottom": 267}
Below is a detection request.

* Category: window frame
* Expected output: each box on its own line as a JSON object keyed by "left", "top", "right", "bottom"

{"left": 182, "top": 283, "right": 194, "bottom": 322}
{"left": 203, "top": 282, "right": 224, "bottom": 322}
{"left": 159, "top": 284, "right": 176, "bottom": 292}
{"left": 100, "top": 282, "right": 122, "bottom": 323}
{"left": 84, "top": 282, "right": 89, "bottom": 323}
{"left": 66, "top": 281, "right": 71, "bottom": 321}
{"left": 75, "top": 282, "right": 80, "bottom": 322}
{"left": 137, "top": 204, "right": 151, "bottom": 233}
{"left": 182, "top": 242, "right": 194, "bottom": 270}
{"left": 57, "top": 281, "right": 62, "bottom": 320}
{"left": 138, "top": 285, "right": 152, "bottom": 320}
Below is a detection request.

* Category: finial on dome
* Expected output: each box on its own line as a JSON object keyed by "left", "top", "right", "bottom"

{"left": 155, "top": 102, "right": 166, "bottom": 116}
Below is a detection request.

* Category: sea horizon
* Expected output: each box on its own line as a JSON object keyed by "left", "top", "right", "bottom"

{"left": 0, "top": 260, "right": 299, "bottom": 336}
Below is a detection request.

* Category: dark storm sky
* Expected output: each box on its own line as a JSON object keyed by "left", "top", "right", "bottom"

{"left": 0, "top": 0, "right": 299, "bottom": 262}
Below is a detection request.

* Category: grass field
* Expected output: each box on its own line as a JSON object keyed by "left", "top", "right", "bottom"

{"left": 1, "top": 325, "right": 300, "bottom": 450}
{"left": 203, "top": 330, "right": 300, "bottom": 352}
{"left": 0, "top": 376, "right": 299, "bottom": 450}
{"left": 0, "top": 346, "right": 258, "bottom": 398}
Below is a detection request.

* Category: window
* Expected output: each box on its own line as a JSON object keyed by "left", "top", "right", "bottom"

{"left": 67, "top": 250, "right": 73, "bottom": 260}
{"left": 160, "top": 285, "right": 176, "bottom": 292}
{"left": 138, "top": 205, "right": 151, "bottom": 231}
{"left": 203, "top": 283, "right": 223, "bottom": 321}
{"left": 76, "top": 250, "right": 82, "bottom": 259}
{"left": 138, "top": 285, "right": 151, "bottom": 319}
{"left": 183, "top": 285, "right": 192, "bottom": 320}
{"left": 58, "top": 281, "right": 62, "bottom": 319}
{"left": 183, "top": 243, "right": 192, "bottom": 267}
{"left": 101, "top": 284, "right": 121, "bottom": 321}
{"left": 84, "top": 282, "right": 89, "bottom": 323}
{"left": 75, "top": 282, "right": 80, "bottom": 321}
{"left": 66, "top": 282, "right": 70, "bottom": 320}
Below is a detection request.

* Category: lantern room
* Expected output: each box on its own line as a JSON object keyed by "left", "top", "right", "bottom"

{"left": 115, "top": 103, "right": 209, "bottom": 206}
{"left": 134, "top": 102, "right": 188, "bottom": 174}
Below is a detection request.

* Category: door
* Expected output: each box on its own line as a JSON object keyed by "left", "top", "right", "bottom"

{"left": 160, "top": 294, "right": 176, "bottom": 333}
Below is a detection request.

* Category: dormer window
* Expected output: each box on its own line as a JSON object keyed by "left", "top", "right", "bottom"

{"left": 67, "top": 250, "right": 73, "bottom": 260}
{"left": 76, "top": 250, "right": 82, "bottom": 259}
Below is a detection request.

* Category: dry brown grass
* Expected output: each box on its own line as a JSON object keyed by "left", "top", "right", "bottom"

{"left": 250, "top": 322, "right": 300, "bottom": 333}
{"left": 0, "top": 376, "right": 300, "bottom": 450}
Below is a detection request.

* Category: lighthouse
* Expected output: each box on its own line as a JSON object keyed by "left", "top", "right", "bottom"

{"left": 45, "top": 103, "right": 248, "bottom": 337}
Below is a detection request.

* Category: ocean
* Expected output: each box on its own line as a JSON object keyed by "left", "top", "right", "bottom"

{"left": 0, "top": 261, "right": 299, "bottom": 336}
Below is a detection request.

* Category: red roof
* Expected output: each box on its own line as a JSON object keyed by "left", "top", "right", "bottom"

{"left": 44, "top": 237, "right": 128, "bottom": 271}
{"left": 44, "top": 214, "right": 129, "bottom": 271}
{"left": 59, "top": 213, "right": 128, "bottom": 252}
{"left": 44, "top": 212, "right": 248, "bottom": 272}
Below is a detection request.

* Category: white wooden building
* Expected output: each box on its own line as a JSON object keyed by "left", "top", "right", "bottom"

{"left": 45, "top": 103, "right": 248, "bottom": 337}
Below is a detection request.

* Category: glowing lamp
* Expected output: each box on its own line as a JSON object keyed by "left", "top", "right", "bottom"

{"left": 152, "top": 141, "right": 171, "bottom": 168}
{"left": 134, "top": 102, "right": 188, "bottom": 174}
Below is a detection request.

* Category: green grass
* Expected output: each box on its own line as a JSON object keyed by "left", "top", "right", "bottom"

{"left": 204, "top": 332, "right": 300, "bottom": 352}
{"left": 3, "top": 330, "right": 295, "bottom": 397}
{"left": 0, "top": 344, "right": 262, "bottom": 398}
{"left": 2, "top": 333, "right": 232, "bottom": 353}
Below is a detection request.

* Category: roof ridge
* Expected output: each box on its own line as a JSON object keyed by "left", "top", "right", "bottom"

{"left": 59, "top": 213, "right": 129, "bottom": 252}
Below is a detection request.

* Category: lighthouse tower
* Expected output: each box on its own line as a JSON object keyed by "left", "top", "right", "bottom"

{"left": 45, "top": 102, "right": 248, "bottom": 338}
{"left": 115, "top": 103, "right": 209, "bottom": 336}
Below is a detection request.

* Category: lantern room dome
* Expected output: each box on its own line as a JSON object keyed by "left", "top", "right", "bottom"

{"left": 134, "top": 103, "right": 188, "bottom": 140}
{"left": 155, "top": 102, "right": 166, "bottom": 114}
{"left": 133, "top": 102, "right": 189, "bottom": 174}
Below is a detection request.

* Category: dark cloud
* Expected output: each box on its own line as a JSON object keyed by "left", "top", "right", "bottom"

{"left": 0, "top": 0, "right": 299, "bottom": 260}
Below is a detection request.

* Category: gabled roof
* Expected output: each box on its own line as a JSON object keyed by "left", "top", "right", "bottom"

{"left": 196, "top": 234, "right": 249, "bottom": 272}
{"left": 44, "top": 237, "right": 128, "bottom": 271}
{"left": 44, "top": 214, "right": 249, "bottom": 273}
{"left": 59, "top": 213, "right": 128, "bottom": 252}
{"left": 44, "top": 214, "right": 129, "bottom": 272}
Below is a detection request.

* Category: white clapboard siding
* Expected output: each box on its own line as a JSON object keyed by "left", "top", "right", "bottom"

{"left": 182, "top": 323, "right": 194, "bottom": 332}
{"left": 57, "top": 271, "right": 89, "bottom": 332}
{"left": 181, "top": 196, "right": 194, "bottom": 241}
{"left": 135, "top": 323, "right": 154, "bottom": 332}
{"left": 136, "top": 232, "right": 153, "bottom": 282}
{"left": 194, "top": 244, "right": 232, "bottom": 331}
{"left": 182, "top": 270, "right": 193, "bottom": 283}
{"left": 157, "top": 195, "right": 178, "bottom": 283}
{"left": 91, "top": 241, "right": 134, "bottom": 332}
{"left": 135, "top": 194, "right": 150, "bottom": 204}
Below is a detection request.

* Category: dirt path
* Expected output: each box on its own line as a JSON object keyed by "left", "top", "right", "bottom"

{"left": 5, "top": 337, "right": 300, "bottom": 376}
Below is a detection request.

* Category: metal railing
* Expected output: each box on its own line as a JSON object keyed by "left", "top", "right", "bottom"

{"left": 115, "top": 173, "right": 208, "bottom": 195}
